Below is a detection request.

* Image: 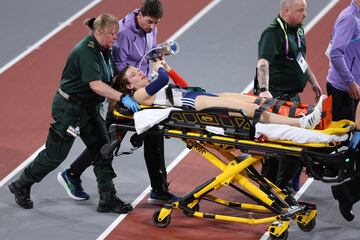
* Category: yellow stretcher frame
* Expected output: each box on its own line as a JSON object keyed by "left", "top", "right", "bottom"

{"left": 108, "top": 107, "right": 355, "bottom": 240}
{"left": 153, "top": 136, "right": 318, "bottom": 240}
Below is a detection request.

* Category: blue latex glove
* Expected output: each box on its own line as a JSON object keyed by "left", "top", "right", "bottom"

{"left": 121, "top": 94, "right": 140, "bottom": 112}
{"left": 349, "top": 131, "right": 360, "bottom": 149}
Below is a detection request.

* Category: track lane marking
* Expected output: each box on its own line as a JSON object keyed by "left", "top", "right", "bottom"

{"left": 0, "top": 0, "right": 339, "bottom": 239}
{"left": 0, "top": 0, "right": 101, "bottom": 75}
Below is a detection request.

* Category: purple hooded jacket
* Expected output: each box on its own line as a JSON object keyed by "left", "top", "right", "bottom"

{"left": 112, "top": 9, "right": 157, "bottom": 76}
{"left": 327, "top": 0, "right": 360, "bottom": 92}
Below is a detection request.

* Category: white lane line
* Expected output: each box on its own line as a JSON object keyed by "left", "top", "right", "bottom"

{"left": 0, "top": 0, "right": 101, "bottom": 75}
{"left": 96, "top": 149, "right": 190, "bottom": 240}
{"left": 0, "top": 0, "right": 336, "bottom": 238}
{"left": 293, "top": 177, "right": 314, "bottom": 200}
{"left": 304, "top": 0, "right": 340, "bottom": 33}
{"left": 259, "top": 1, "right": 340, "bottom": 238}
{"left": 167, "top": 0, "right": 223, "bottom": 41}
{"left": 0, "top": 145, "right": 45, "bottom": 188}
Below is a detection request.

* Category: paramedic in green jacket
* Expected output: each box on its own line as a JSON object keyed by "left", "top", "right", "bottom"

{"left": 8, "top": 14, "right": 134, "bottom": 214}
{"left": 256, "top": 0, "right": 322, "bottom": 191}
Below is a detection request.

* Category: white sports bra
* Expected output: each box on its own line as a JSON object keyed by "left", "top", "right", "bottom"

{"left": 153, "top": 85, "right": 187, "bottom": 107}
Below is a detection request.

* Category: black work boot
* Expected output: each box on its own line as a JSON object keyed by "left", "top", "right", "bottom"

{"left": 8, "top": 180, "right": 33, "bottom": 209}
{"left": 331, "top": 184, "right": 355, "bottom": 221}
{"left": 97, "top": 187, "right": 133, "bottom": 214}
{"left": 148, "top": 189, "right": 179, "bottom": 205}
{"left": 148, "top": 182, "right": 180, "bottom": 206}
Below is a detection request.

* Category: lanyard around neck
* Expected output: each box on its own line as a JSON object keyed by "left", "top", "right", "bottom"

{"left": 277, "top": 17, "right": 301, "bottom": 60}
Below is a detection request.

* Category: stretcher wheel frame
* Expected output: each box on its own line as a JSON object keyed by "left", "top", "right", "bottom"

{"left": 268, "top": 220, "right": 289, "bottom": 240}
{"left": 269, "top": 229, "right": 288, "bottom": 240}
{"left": 182, "top": 202, "right": 200, "bottom": 217}
{"left": 294, "top": 201, "right": 317, "bottom": 232}
{"left": 153, "top": 210, "right": 171, "bottom": 228}
{"left": 297, "top": 218, "right": 316, "bottom": 232}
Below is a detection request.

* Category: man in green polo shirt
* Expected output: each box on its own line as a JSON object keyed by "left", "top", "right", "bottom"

{"left": 255, "top": 0, "right": 322, "bottom": 191}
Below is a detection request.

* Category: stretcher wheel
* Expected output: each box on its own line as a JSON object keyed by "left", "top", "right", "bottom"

{"left": 269, "top": 229, "right": 288, "bottom": 240}
{"left": 297, "top": 218, "right": 316, "bottom": 232}
{"left": 152, "top": 210, "right": 171, "bottom": 228}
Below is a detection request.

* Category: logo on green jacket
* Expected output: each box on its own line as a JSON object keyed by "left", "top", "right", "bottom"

{"left": 88, "top": 41, "right": 95, "bottom": 48}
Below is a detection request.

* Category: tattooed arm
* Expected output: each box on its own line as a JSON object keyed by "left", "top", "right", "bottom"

{"left": 257, "top": 58, "right": 272, "bottom": 98}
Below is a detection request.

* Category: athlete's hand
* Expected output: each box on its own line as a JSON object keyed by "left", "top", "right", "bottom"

{"left": 160, "top": 60, "right": 171, "bottom": 72}
{"left": 121, "top": 94, "right": 140, "bottom": 112}
{"left": 152, "top": 60, "right": 164, "bottom": 72}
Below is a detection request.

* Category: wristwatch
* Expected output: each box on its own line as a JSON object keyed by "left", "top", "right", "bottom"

{"left": 259, "top": 87, "right": 268, "bottom": 93}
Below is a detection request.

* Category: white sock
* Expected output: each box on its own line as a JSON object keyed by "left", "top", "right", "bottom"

{"left": 299, "top": 95, "right": 326, "bottom": 129}
{"left": 300, "top": 107, "right": 321, "bottom": 129}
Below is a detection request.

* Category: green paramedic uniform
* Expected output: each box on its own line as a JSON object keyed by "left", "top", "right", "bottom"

{"left": 258, "top": 16, "right": 309, "bottom": 101}
{"left": 19, "top": 34, "right": 116, "bottom": 189}
{"left": 258, "top": 16, "right": 310, "bottom": 190}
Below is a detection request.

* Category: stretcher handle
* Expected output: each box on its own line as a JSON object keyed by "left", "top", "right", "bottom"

{"left": 303, "top": 151, "right": 356, "bottom": 183}
{"left": 113, "top": 103, "right": 157, "bottom": 119}
{"left": 100, "top": 124, "right": 130, "bottom": 159}
{"left": 100, "top": 140, "right": 120, "bottom": 159}
{"left": 311, "top": 172, "right": 353, "bottom": 183}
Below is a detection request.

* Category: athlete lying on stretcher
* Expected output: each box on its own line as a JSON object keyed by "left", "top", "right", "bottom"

{"left": 112, "top": 61, "right": 325, "bottom": 129}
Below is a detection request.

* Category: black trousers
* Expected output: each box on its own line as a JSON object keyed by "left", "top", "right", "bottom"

{"left": 335, "top": 175, "right": 360, "bottom": 205}
{"left": 20, "top": 94, "right": 115, "bottom": 190}
{"left": 68, "top": 115, "right": 168, "bottom": 192}
{"left": 261, "top": 91, "right": 302, "bottom": 189}
{"left": 326, "top": 82, "right": 358, "bottom": 121}
{"left": 327, "top": 82, "right": 360, "bottom": 204}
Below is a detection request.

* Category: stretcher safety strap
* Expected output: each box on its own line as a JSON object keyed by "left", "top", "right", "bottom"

{"left": 253, "top": 98, "right": 276, "bottom": 124}
{"left": 255, "top": 97, "right": 313, "bottom": 118}
{"left": 253, "top": 98, "right": 277, "bottom": 125}
{"left": 306, "top": 104, "right": 314, "bottom": 115}
{"left": 273, "top": 100, "right": 285, "bottom": 114}
{"left": 289, "top": 101, "right": 299, "bottom": 117}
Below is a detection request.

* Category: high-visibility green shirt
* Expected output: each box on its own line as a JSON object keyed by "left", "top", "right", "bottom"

{"left": 258, "top": 16, "right": 309, "bottom": 94}
{"left": 60, "top": 34, "right": 113, "bottom": 105}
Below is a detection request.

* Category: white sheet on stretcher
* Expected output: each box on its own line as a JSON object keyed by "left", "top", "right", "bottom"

{"left": 134, "top": 109, "right": 348, "bottom": 144}
{"left": 134, "top": 107, "right": 181, "bottom": 134}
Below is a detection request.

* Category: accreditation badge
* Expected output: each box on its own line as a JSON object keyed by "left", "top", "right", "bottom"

{"left": 296, "top": 52, "right": 308, "bottom": 73}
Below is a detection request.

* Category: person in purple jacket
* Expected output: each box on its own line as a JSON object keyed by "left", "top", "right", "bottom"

{"left": 111, "top": 0, "right": 179, "bottom": 205}
{"left": 326, "top": 0, "right": 360, "bottom": 121}
{"left": 57, "top": 0, "right": 179, "bottom": 206}
{"left": 328, "top": 0, "right": 360, "bottom": 222}
{"left": 112, "top": 1, "right": 159, "bottom": 76}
